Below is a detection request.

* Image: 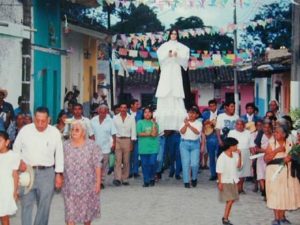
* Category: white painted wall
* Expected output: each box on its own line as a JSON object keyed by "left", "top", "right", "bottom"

{"left": 255, "top": 78, "right": 268, "bottom": 116}
{"left": 0, "top": 1, "right": 23, "bottom": 107}
{"left": 61, "top": 31, "right": 84, "bottom": 104}
{"left": 194, "top": 83, "right": 214, "bottom": 106}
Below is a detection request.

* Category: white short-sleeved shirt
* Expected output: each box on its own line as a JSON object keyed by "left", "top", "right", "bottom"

{"left": 216, "top": 152, "right": 240, "bottom": 184}
{"left": 91, "top": 115, "right": 117, "bottom": 154}
{"left": 180, "top": 120, "right": 202, "bottom": 141}
{"left": 216, "top": 113, "right": 239, "bottom": 134}
{"left": 228, "top": 129, "right": 255, "bottom": 150}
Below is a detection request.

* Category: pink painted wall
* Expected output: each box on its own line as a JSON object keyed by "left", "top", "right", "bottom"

{"left": 220, "top": 84, "right": 254, "bottom": 115}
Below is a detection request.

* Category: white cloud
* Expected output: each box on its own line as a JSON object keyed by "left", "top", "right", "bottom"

{"left": 157, "top": 0, "right": 278, "bottom": 28}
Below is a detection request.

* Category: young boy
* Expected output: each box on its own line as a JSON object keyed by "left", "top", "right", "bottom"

{"left": 216, "top": 137, "right": 242, "bottom": 225}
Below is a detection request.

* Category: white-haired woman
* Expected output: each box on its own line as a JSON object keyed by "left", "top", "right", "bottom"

{"left": 265, "top": 125, "right": 300, "bottom": 225}
{"left": 228, "top": 119, "right": 255, "bottom": 193}
{"left": 62, "top": 120, "right": 103, "bottom": 225}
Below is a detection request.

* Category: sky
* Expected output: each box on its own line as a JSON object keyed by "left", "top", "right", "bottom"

{"left": 156, "top": 0, "right": 278, "bottom": 28}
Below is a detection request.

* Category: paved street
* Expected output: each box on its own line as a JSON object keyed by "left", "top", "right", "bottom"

{"left": 11, "top": 170, "right": 300, "bottom": 225}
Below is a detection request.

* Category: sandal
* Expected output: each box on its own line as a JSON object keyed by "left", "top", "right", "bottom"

{"left": 222, "top": 217, "right": 233, "bottom": 225}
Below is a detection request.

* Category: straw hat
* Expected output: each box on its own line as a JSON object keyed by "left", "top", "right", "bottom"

{"left": 19, "top": 165, "right": 34, "bottom": 195}
{"left": 0, "top": 88, "right": 8, "bottom": 98}
{"left": 245, "top": 121, "right": 256, "bottom": 133}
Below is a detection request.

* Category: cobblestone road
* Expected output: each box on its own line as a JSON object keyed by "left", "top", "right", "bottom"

{"left": 11, "top": 170, "right": 300, "bottom": 225}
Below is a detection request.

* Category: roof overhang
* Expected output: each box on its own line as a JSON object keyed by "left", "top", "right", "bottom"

{"left": 66, "top": 0, "right": 99, "bottom": 7}
{"left": 66, "top": 23, "right": 111, "bottom": 42}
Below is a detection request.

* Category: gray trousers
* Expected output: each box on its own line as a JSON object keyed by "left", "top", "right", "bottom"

{"left": 21, "top": 167, "right": 55, "bottom": 225}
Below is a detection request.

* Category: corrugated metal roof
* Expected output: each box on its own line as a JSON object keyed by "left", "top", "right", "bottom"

{"left": 117, "top": 66, "right": 253, "bottom": 87}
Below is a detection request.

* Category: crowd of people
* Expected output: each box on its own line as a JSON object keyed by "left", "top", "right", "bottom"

{"left": 0, "top": 84, "right": 300, "bottom": 225}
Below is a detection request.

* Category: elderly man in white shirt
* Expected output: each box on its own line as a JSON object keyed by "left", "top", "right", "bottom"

{"left": 91, "top": 104, "right": 116, "bottom": 188}
{"left": 63, "top": 103, "right": 94, "bottom": 139}
{"left": 113, "top": 103, "right": 136, "bottom": 186}
{"left": 13, "top": 107, "right": 63, "bottom": 225}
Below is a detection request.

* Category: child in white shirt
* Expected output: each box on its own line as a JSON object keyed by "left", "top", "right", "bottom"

{"left": 0, "top": 131, "right": 20, "bottom": 225}
{"left": 216, "top": 137, "right": 242, "bottom": 225}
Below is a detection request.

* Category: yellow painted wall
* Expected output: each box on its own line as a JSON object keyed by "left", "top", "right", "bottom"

{"left": 83, "top": 36, "right": 97, "bottom": 102}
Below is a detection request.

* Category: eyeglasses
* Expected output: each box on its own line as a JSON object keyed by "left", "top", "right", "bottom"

{"left": 71, "top": 128, "right": 81, "bottom": 132}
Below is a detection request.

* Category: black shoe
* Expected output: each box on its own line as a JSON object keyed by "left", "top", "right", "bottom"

{"left": 209, "top": 176, "right": 217, "bottom": 181}
{"left": 107, "top": 168, "right": 113, "bottom": 175}
{"left": 203, "top": 166, "right": 209, "bottom": 170}
{"left": 175, "top": 175, "right": 182, "bottom": 180}
{"left": 184, "top": 183, "right": 190, "bottom": 188}
{"left": 149, "top": 180, "right": 155, "bottom": 186}
{"left": 281, "top": 218, "right": 291, "bottom": 224}
{"left": 122, "top": 181, "right": 130, "bottom": 186}
{"left": 113, "top": 180, "right": 121, "bottom": 186}
{"left": 169, "top": 173, "right": 174, "bottom": 178}
{"left": 271, "top": 220, "right": 281, "bottom": 225}
{"left": 101, "top": 183, "right": 105, "bottom": 189}
{"left": 191, "top": 179, "right": 197, "bottom": 187}
{"left": 222, "top": 217, "right": 233, "bottom": 225}
{"left": 128, "top": 174, "right": 133, "bottom": 178}
{"left": 133, "top": 173, "right": 140, "bottom": 178}
{"left": 143, "top": 183, "right": 150, "bottom": 187}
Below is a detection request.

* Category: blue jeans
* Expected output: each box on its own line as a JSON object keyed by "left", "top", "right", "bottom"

{"left": 165, "top": 132, "right": 181, "bottom": 176}
{"left": 130, "top": 140, "right": 139, "bottom": 175}
{"left": 206, "top": 133, "right": 219, "bottom": 177}
{"left": 156, "top": 136, "right": 165, "bottom": 173}
{"left": 140, "top": 154, "right": 157, "bottom": 184}
{"left": 21, "top": 167, "right": 55, "bottom": 225}
{"left": 180, "top": 139, "right": 200, "bottom": 183}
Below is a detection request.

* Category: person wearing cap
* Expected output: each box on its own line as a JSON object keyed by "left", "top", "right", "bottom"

{"left": 179, "top": 106, "right": 204, "bottom": 188}
{"left": 216, "top": 137, "right": 242, "bottom": 225}
{"left": 0, "top": 88, "right": 14, "bottom": 131}
{"left": 14, "top": 96, "right": 32, "bottom": 118}
{"left": 13, "top": 106, "right": 64, "bottom": 225}
{"left": 90, "top": 104, "right": 116, "bottom": 188}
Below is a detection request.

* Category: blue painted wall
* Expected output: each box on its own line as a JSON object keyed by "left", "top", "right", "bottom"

{"left": 33, "top": 0, "right": 61, "bottom": 122}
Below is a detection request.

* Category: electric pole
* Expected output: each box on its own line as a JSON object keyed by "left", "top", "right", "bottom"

{"left": 233, "top": 0, "right": 239, "bottom": 114}
{"left": 291, "top": 0, "right": 300, "bottom": 109}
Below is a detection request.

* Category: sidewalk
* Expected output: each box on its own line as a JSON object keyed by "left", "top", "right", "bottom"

{"left": 11, "top": 170, "right": 300, "bottom": 225}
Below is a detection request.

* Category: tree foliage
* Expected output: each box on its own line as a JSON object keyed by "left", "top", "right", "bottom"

{"left": 111, "top": 4, "right": 164, "bottom": 33}
{"left": 170, "top": 16, "right": 234, "bottom": 51}
{"left": 241, "top": 1, "right": 292, "bottom": 53}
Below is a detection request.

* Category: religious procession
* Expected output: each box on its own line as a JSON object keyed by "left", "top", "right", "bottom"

{"left": 0, "top": 0, "right": 300, "bottom": 225}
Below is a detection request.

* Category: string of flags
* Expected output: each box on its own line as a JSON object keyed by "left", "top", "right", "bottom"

{"left": 101, "top": 0, "right": 253, "bottom": 10}
{"left": 112, "top": 49, "right": 252, "bottom": 74}
{"left": 112, "top": 18, "right": 273, "bottom": 47}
